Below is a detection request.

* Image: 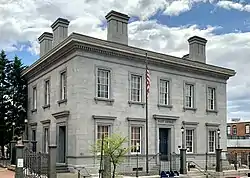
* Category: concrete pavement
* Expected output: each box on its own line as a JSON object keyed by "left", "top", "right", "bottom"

{"left": 0, "top": 167, "right": 14, "bottom": 178}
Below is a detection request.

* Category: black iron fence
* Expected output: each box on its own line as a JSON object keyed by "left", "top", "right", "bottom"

{"left": 160, "top": 153, "right": 180, "bottom": 172}
{"left": 23, "top": 146, "right": 49, "bottom": 178}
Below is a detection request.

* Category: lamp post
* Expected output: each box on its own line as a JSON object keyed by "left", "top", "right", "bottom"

{"left": 217, "top": 128, "right": 220, "bottom": 149}
{"left": 12, "top": 122, "right": 15, "bottom": 140}
{"left": 216, "top": 128, "right": 222, "bottom": 172}
{"left": 180, "top": 126, "right": 187, "bottom": 174}
{"left": 24, "top": 119, "right": 28, "bottom": 140}
{"left": 136, "top": 142, "right": 140, "bottom": 177}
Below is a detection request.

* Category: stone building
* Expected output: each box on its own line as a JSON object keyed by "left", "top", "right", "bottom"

{"left": 23, "top": 10, "right": 236, "bottom": 172}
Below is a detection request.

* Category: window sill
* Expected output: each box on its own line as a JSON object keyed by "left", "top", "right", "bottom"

{"left": 57, "top": 99, "right": 67, "bottom": 105}
{"left": 31, "top": 109, "right": 37, "bottom": 113}
{"left": 206, "top": 109, "right": 218, "bottom": 114}
{"left": 157, "top": 104, "right": 173, "bottom": 109}
{"left": 183, "top": 107, "right": 197, "bottom": 112}
{"left": 42, "top": 104, "right": 50, "bottom": 110}
{"left": 94, "top": 97, "right": 114, "bottom": 104}
{"left": 128, "top": 101, "right": 145, "bottom": 107}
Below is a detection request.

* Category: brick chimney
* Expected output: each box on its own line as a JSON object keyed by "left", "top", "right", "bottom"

{"left": 188, "top": 36, "right": 207, "bottom": 63}
{"left": 38, "top": 32, "right": 53, "bottom": 57}
{"left": 105, "top": 10, "right": 130, "bottom": 45}
{"left": 51, "top": 18, "right": 70, "bottom": 47}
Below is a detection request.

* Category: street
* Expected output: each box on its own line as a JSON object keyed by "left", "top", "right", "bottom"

{"left": 0, "top": 167, "right": 14, "bottom": 178}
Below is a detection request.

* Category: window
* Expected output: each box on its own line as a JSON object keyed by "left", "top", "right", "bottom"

{"left": 227, "top": 126, "right": 231, "bottom": 135}
{"left": 207, "top": 87, "right": 216, "bottom": 110}
{"left": 159, "top": 79, "right": 170, "bottom": 105}
{"left": 32, "top": 129, "right": 36, "bottom": 141}
{"left": 208, "top": 130, "right": 215, "bottom": 153}
{"left": 97, "top": 125, "right": 110, "bottom": 140}
{"left": 44, "top": 128, "right": 49, "bottom": 153}
{"left": 246, "top": 125, "right": 249, "bottom": 134}
{"left": 130, "top": 74, "right": 142, "bottom": 102}
{"left": 31, "top": 129, "right": 37, "bottom": 152}
{"left": 233, "top": 126, "right": 237, "bottom": 135}
{"left": 186, "top": 129, "right": 194, "bottom": 153}
{"left": 32, "top": 87, "right": 37, "bottom": 110}
{"left": 131, "top": 127, "right": 141, "bottom": 154}
{"left": 60, "top": 71, "right": 67, "bottom": 100}
{"left": 44, "top": 80, "right": 50, "bottom": 105}
{"left": 97, "top": 69, "right": 110, "bottom": 98}
{"left": 185, "top": 84, "right": 194, "bottom": 108}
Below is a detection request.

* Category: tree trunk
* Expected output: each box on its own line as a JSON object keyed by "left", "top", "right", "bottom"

{"left": 1, "top": 144, "right": 4, "bottom": 157}
{"left": 112, "top": 164, "right": 116, "bottom": 178}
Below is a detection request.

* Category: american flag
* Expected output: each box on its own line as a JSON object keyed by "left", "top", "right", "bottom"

{"left": 146, "top": 69, "right": 150, "bottom": 97}
{"left": 146, "top": 54, "right": 150, "bottom": 98}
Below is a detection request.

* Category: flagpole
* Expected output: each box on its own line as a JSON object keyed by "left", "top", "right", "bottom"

{"left": 145, "top": 53, "right": 149, "bottom": 174}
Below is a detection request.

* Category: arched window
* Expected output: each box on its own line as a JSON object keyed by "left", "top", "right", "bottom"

{"left": 245, "top": 125, "right": 249, "bottom": 134}
{"left": 232, "top": 125, "right": 237, "bottom": 135}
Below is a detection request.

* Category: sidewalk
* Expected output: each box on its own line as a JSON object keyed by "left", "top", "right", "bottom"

{"left": 0, "top": 167, "right": 14, "bottom": 178}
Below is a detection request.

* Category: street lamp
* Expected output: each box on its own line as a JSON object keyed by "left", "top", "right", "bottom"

{"left": 181, "top": 126, "right": 185, "bottom": 149}
{"left": 12, "top": 122, "right": 15, "bottom": 139}
{"left": 217, "top": 128, "right": 220, "bottom": 149}
{"left": 180, "top": 126, "right": 187, "bottom": 174}
{"left": 24, "top": 119, "right": 28, "bottom": 140}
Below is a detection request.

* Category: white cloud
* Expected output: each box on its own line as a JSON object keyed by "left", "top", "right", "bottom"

{"left": 216, "top": 0, "right": 250, "bottom": 12}
{"left": 0, "top": 0, "right": 250, "bottom": 120}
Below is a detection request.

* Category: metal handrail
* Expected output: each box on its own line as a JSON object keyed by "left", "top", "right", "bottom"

{"left": 187, "top": 161, "right": 216, "bottom": 178}
{"left": 148, "top": 152, "right": 161, "bottom": 161}
{"left": 68, "top": 164, "right": 91, "bottom": 178}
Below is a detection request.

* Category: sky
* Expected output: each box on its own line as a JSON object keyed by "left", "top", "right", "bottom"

{"left": 1, "top": 0, "right": 250, "bottom": 121}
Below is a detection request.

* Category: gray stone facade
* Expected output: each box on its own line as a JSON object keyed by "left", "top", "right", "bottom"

{"left": 23, "top": 10, "right": 236, "bottom": 173}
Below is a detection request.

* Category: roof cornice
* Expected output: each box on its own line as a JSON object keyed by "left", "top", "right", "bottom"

{"left": 23, "top": 32, "right": 236, "bottom": 80}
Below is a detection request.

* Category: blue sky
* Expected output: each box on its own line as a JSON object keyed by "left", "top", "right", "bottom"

{"left": 1, "top": 0, "right": 250, "bottom": 120}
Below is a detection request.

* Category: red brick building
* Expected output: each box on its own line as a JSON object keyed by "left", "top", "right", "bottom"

{"left": 227, "top": 118, "right": 250, "bottom": 165}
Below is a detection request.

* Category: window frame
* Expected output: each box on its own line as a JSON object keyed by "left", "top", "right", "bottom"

{"left": 232, "top": 126, "right": 237, "bottom": 135}
{"left": 44, "top": 78, "right": 50, "bottom": 106}
{"left": 185, "top": 129, "right": 194, "bottom": 153}
{"left": 129, "top": 73, "right": 143, "bottom": 102}
{"left": 246, "top": 125, "right": 250, "bottom": 134}
{"left": 32, "top": 85, "right": 37, "bottom": 110}
{"left": 130, "top": 126, "right": 142, "bottom": 154}
{"left": 208, "top": 130, "right": 216, "bottom": 153}
{"left": 96, "top": 68, "right": 111, "bottom": 99}
{"left": 227, "top": 126, "right": 231, "bottom": 135}
{"left": 158, "top": 78, "right": 171, "bottom": 106}
{"left": 183, "top": 82, "right": 196, "bottom": 110}
{"left": 59, "top": 69, "right": 67, "bottom": 101}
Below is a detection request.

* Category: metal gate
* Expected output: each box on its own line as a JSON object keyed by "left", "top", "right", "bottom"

{"left": 160, "top": 153, "right": 180, "bottom": 172}
{"left": 23, "top": 147, "right": 49, "bottom": 178}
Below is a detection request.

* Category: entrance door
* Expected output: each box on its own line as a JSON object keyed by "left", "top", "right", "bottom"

{"left": 159, "top": 128, "right": 170, "bottom": 161}
{"left": 58, "top": 126, "right": 66, "bottom": 163}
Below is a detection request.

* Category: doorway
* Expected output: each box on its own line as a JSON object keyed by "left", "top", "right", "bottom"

{"left": 159, "top": 128, "right": 170, "bottom": 161}
{"left": 58, "top": 126, "right": 66, "bottom": 163}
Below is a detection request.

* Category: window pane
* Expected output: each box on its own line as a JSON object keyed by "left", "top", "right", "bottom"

{"left": 131, "top": 127, "right": 141, "bottom": 153}
{"left": 131, "top": 75, "right": 142, "bottom": 102}
{"left": 159, "top": 80, "right": 169, "bottom": 105}
{"left": 97, "top": 69, "right": 110, "bottom": 98}
{"left": 186, "top": 129, "right": 193, "bottom": 153}
{"left": 185, "top": 84, "right": 193, "bottom": 108}
{"left": 208, "top": 131, "right": 215, "bottom": 153}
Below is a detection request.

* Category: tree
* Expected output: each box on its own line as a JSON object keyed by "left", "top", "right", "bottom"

{"left": 7, "top": 56, "right": 28, "bottom": 137}
{"left": 92, "top": 134, "right": 131, "bottom": 178}
{"left": 0, "top": 51, "right": 27, "bottom": 156}
{"left": 0, "top": 50, "right": 12, "bottom": 156}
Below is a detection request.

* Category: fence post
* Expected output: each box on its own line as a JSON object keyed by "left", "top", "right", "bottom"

{"left": 205, "top": 152, "right": 208, "bottom": 171}
{"left": 48, "top": 145, "right": 57, "bottom": 178}
{"left": 15, "top": 144, "right": 24, "bottom": 178}
{"left": 215, "top": 149, "right": 222, "bottom": 172}
{"left": 180, "top": 148, "right": 187, "bottom": 174}
{"left": 10, "top": 140, "right": 16, "bottom": 165}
